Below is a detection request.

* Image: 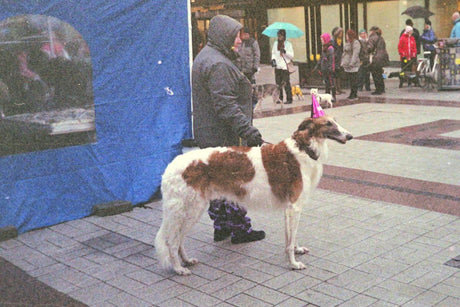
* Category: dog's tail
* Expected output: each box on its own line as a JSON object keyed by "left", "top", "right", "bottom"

{"left": 155, "top": 218, "right": 171, "bottom": 269}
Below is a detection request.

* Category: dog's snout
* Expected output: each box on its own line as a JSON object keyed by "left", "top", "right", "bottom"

{"left": 346, "top": 134, "right": 353, "bottom": 141}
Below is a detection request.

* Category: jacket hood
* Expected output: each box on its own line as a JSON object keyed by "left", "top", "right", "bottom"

{"left": 321, "top": 33, "right": 331, "bottom": 44}
{"left": 207, "top": 15, "right": 242, "bottom": 56}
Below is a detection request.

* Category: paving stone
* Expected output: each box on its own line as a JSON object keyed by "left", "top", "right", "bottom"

{"left": 211, "top": 279, "right": 257, "bottom": 301}
{"left": 52, "top": 266, "right": 100, "bottom": 287}
{"left": 105, "top": 275, "right": 146, "bottom": 293}
{"left": 107, "top": 291, "right": 152, "bottom": 307}
{"left": 278, "top": 275, "right": 323, "bottom": 296}
{"left": 276, "top": 297, "right": 317, "bottom": 307}
{"left": 225, "top": 293, "right": 272, "bottom": 307}
{"left": 199, "top": 274, "right": 242, "bottom": 294}
{"left": 296, "top": 288, "right": 344, "bottom": 307}
{"left": 264, "top": 270, "right": 306, "bottom": 290}
{"left": 410, "top": 270, "right": 452, "bottom": 289}
{"left": 69, "top": 282, "right": 122, "bottom": 305}
{"left": 37, "top": 274, "right": 81, "bottom": 294}
{"left": 355, "top": 257, "right": 411, "bottom": 278}
{"left": 244, "top": 284, "right": 290, "bottom": 305}
{"left": 430, "top": 282, "right": 460, "bottom": 297}
{"left": 157, "top": 298, "right": 195, "bottom": 307}
{"left": 402, "top": 290, "right": 447, "bottom": 306}
{"left": 178, "top": 289, "right": 223, "bottom": 306}
{"left": 337, "top": 294, "right": 378, "bottom": 307}
{"left": 328, "top": 269, "right": 385, "bottom": 293}
{"left": 312, "top": 282, "right": 359, "bottom": 301}
{"left": 126, "top": 268, "right": 165, "bottom": 285}
{"left": 363, "top": 285, "right": 417, "bottom": 305}
{"left": 436, "top": 296, "right": 460, "bottom": 307}
{"left": 27, "top": 262, "right": 67, "bottom": 277}
{"left": 132, "top": 282, "right": 192, "bottom": 305}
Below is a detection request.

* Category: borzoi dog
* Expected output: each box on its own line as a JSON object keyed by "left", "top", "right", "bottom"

{"left": 155, "top": 115, "right": 353, "bottom": 275}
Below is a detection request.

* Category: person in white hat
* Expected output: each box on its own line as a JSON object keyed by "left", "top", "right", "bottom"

{"left": 398, "top": 25, "right": 418, "bottom": 88}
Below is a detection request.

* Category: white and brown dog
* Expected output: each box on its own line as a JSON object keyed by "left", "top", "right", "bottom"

{"left": 155, "top": 115, "right": 352, "bottom": 275}
{"left": 310, "top": 88, "right": 333, "bottom": 108}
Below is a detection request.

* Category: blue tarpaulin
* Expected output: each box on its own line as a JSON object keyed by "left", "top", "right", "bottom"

{"left": 0, "top": 0, "right": 192, "bottom": 233}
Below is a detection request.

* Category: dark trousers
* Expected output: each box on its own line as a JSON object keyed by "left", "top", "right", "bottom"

{"left": 347, "top": 71, "right": 359, "bottom": 96}
{"left": 370, "top": 66, "right": 385, "bottom": 93}
{"left": 208, "top": 198, "right": 252, "bottom": 237}
{"left": 275, "top": 68, "right": 292, "bottom": 102}
{"left": 357, "top": 64, "right": 371, "bottom": 90}
{"left": 322, "top": 72, "right": 335, "bottom": 91}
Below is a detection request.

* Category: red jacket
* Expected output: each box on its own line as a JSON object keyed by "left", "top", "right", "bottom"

{"left": 398, "top": 33, "right": 417, "bottom": 60}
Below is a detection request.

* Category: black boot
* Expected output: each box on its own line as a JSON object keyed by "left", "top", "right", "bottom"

{"left": 231, "top": 230, "right": 265, "bottom": 244}
{"left": 214, "top": 229, "right": 231, "bottom": 241}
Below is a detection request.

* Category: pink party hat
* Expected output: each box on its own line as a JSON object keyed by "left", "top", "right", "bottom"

{"left": 311, "top": 94, "right": 325, "bottom": 118}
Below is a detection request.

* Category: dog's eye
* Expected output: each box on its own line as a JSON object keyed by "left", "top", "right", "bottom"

{"left": 327, "top": 121, "right": 333, "bottom": 126}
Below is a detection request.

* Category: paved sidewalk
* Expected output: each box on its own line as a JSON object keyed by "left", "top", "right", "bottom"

{"left": 1, "top": 65, "right": 459, "bottom": 306}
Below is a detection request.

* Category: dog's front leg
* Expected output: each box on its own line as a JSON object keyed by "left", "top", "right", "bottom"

{"left": 285, "top": 208, "right": 306, "bottom": 270}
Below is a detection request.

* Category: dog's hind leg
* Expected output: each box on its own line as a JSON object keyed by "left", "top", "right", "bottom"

{"left": 285, "top": 207, "right": 307, "bottom": 270}
{"left": 178, "top": 200, "right": 208, "bottom": 267}
{"left": 155, "top": 198, "right": 193, "bottom": 275}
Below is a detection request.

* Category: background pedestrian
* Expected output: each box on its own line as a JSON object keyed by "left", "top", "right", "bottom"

{"left": 271, "top": 29, "right": 294, "bottom": 104}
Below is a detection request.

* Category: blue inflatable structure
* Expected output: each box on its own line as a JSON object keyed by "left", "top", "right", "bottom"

{"left": 0, "top": 0, "right": 192, "bottom": 233}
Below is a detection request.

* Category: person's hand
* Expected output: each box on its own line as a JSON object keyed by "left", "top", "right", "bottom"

{"left": 271, "top": 59, "right": 276, "bottom": 67}
{"left": 280, "top": 48, "right": 286, "bottom": 54}
{"left": 245, "top": 128, "right": 263, "bottom": 147}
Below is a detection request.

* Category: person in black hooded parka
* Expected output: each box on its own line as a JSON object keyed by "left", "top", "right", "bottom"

{"left": 192, "top": 15, "right": 265, "bottom": 244}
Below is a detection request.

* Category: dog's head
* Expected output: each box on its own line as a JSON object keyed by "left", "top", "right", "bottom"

{"left": 292, "top": 116, "right": 353, "bottom": 159}
{"left": 310, "top": 88, "right": 318, "bottom": 96}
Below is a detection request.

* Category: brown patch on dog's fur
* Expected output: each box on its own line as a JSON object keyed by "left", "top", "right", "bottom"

{"left": 261, "top": 142, "right": 303, "bottom": 203}
{"left": 182, "top": 150, "right": 255, "bottom": 197}
{"left": 230, "top": 146, "right": 252, "bottom": 152}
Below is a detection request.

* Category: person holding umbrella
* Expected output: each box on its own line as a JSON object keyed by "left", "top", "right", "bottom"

{"left": 271, "top": 29, "right": 294, "bottom": 104}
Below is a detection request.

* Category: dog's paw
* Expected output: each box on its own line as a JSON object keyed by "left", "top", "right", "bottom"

{"left": 289, "top": 261, "right": 306, "bottom": 270}
{"left": 174, "top": 266, "right": 192, "bottom": 276}
{"left": 295, "top": 246, "right": 310, "bottom": 254}
{"left": 184, "top": 258, "right": 199, "bottom": 267}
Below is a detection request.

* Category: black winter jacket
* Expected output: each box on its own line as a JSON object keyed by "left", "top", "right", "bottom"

{"left": 192, "top": 15, "right": 259, "bottom": 148}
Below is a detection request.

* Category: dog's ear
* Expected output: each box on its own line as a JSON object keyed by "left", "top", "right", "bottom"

{"left": 297, "top": 118, "right": 314, "bottom": 131}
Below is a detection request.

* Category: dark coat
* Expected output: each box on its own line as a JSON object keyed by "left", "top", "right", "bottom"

{"left": 319, "top": 44, "right": 335, "bottom": 74}
{"left": 192, "top": 15, "right": 258, "bottom": 148}
{"left": 367, "top": 32, "right": 389, "bottom": 69}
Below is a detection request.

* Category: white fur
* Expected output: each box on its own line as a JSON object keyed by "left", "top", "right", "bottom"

{"left": 310, "top": 88, "right": 333, "bottom": 108}
{"left": 155, "top": 116, "right": 352, "bottom": 275}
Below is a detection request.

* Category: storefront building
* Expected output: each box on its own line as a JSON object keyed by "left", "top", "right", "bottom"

{"left": 191, "top": 0, "right": 460, "bottom": 64}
